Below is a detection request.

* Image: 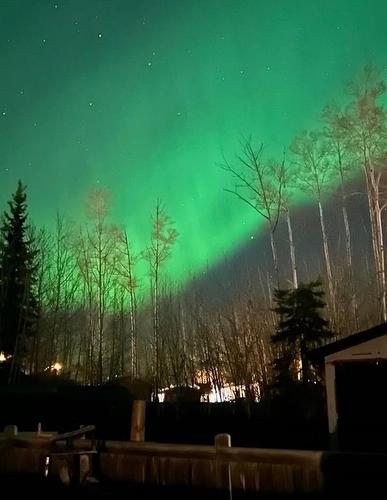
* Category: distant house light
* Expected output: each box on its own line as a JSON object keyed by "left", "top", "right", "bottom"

{"left": 44, "top": 362, "right": 63, "bottom": 374}
{"left": 0, "top": 352, "right": 11, "bottom": 362}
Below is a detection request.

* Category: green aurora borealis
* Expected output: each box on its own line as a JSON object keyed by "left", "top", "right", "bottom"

{"left": 1, "top": 0, "right": 387, "bottom": 284}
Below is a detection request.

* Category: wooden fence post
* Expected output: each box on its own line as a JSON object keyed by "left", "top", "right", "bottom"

{"left": 130, "top": 400, "right": 146, "bottom": 442}
{"left": 4, "top": 425, "right": 18, "bottom": 438}
{"left": 215, "top": 433, "right": 232, "bottom": 500}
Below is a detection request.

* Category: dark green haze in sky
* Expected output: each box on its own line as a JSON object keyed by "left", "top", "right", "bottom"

{"left": 0, "top": 0, "right": 386, "bottom": 283}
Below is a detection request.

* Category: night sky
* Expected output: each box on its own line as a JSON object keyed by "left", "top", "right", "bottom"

{"left": 1, "top": 0, "right": 386, "bottom": 284}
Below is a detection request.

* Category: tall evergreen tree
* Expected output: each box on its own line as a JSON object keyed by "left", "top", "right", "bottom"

{"left": 271, "top": 280, "right": 333, "bottom": 383}
{"left": 0, "top": 181, "right": 38, "bottom": 372}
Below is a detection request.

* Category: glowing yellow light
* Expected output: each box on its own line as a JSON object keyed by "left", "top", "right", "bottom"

{"left": 44, "top": 362, "right": 63, "bottom": 374}
{"left": 0, "top": 352, "right": 11, "bottom": 362}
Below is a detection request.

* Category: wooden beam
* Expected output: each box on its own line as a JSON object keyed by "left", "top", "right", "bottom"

{"left": 51, "top": 425, "right": 96, "bottom": 443}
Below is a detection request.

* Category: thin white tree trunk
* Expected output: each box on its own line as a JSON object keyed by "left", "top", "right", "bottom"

{"left": 371, "top": 171, "right": 387, "bottom": 322}
{"left": 285, "top": 208, "right": 298, "bottom": 289}
{"left": 123, "top": 232, "right": 137, "bottom": 377}
{"left": 318, "top": 200, "right": 335, "bottom": 316}
{"left": 269, "top": 228, "right": 279, "bottom": 288}
{"left": 363, "top": 152, "right": 387, "bottom": 322}
{"left": 97, "top": 227, "right": 104, "bottom": 385}
{"left": 341, "top": 187, "right": 359, "bottom": 329}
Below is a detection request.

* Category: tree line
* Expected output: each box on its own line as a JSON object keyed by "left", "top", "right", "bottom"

{"left": 224, "top": 65, "right": 387, "bottom": 331}
{"left": 0, "top": 65, "right": 386, "bottom": 399}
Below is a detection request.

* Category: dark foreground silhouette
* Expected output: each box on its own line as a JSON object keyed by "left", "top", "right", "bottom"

{"left": 0, "top": 475, "right": 322, "bottom": 499}
{"left": 1, "top": 471, "right": 387, "bottom": 499}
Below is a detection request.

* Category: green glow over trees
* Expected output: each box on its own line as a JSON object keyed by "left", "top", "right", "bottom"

{"left": 1, "top": 1, "right": 387, "bottom": 285}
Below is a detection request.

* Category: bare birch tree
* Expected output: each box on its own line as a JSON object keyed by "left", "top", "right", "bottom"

{"left": 77, "top": 189, "right": 121, "bottom": 384}
{"left": 272, "top": 156, "right": 299, "bottom": 289}
{"left": 144, "top": 200, "right": 178, "bottom": 399}
{"left": 223, "top": 139, "right": 283, "bottom": 287}
{"left": 337, "top": 66, "right": 387, "bottom": 321}
{"left": 116, "top": 229, "right": 140, "bottom": 377}
{"left": 27, "top": 226, "right": 51, "bottom": 374}
{"left": 322, "top": 104, "right": 359, "bottom": 329}
{"left": 290, "top": 130, "right": 336, "bottom": 318}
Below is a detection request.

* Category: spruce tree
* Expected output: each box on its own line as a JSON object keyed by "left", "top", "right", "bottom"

{"left": 0, "top": 181, "right": 38, "bottom": 371}
{"left": 271, "top": 280, "right": 333, "bottom": 383}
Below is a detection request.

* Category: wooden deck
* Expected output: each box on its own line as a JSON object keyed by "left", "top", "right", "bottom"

{"left": 0, "top": 429, "right": 323, "bottom": 495}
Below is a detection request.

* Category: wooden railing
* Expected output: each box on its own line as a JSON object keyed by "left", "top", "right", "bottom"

{"left": 0, "top": 401, "right": 323, "bottom": 494}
